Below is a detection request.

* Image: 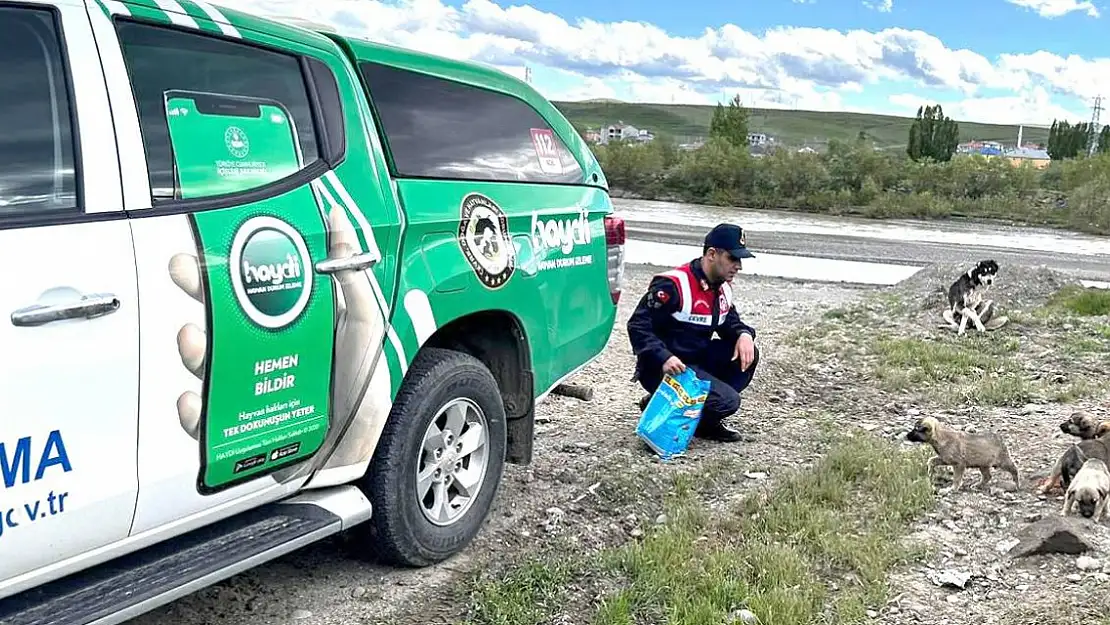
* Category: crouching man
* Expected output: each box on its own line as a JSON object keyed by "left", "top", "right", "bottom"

{"left": 627, "top": 223, "right": 760, "bottom": 443}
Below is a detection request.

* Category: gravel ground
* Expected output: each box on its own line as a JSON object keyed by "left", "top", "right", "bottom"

{"left": 127, "top": 263, "right": 867, "bottom": 625}
{"left": 128, "top": 259, "right": 1110, "bottom": 625}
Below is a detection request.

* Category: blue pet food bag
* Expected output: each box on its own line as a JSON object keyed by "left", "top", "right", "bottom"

{"left": 635, "top": 368, "right": 711, "bottom": 461}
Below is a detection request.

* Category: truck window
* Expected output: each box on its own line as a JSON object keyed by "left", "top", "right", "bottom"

{"left": 359, "top": 62, "right": 585, "bottom": 185}
{"left": 115, "top": 20, "right": 321, "bottom": 201}
{"left": 0, "top": 7, "right": 79, "bottom": 218}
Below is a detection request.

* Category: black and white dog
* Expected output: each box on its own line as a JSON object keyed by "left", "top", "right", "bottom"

{"left": 942, "top": 260, "right": 1001, "bottom": 335}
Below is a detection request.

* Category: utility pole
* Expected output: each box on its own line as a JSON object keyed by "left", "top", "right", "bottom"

{"left": 1089, "top": 95, "right": 1102, "bottom": 156}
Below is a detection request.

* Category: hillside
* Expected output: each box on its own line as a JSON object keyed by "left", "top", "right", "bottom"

{"left": 551, "top": 100, "right": 1049, "bottom": 149}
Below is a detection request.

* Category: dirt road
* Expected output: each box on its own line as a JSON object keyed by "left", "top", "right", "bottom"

{"left": 618, "top": 198, "right": 1110, "bottom": 280}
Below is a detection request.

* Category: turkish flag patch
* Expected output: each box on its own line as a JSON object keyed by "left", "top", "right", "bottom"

{"left": 655, "top": 290, "right": 670, "bottom": 304}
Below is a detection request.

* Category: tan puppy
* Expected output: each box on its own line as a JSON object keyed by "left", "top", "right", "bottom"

{"left": 1037, "top": 421, "right": 1110, "bottom": 495}
{"left": 905, "top": 416, "right": 1020, "bottom": 492}
{"left": 1060, "top": 411, "right": 1103, "bottom": 440}
{"left": 1062, "top": 454, "right": 1110, "bottom": 521}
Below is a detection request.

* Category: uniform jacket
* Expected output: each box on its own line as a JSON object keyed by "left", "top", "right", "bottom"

{"left": 627, "top": 258, "right": 756, "bottom": 377}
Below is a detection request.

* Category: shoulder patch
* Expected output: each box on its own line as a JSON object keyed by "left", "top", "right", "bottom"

{"left": 648, "top": 288, "right": 671, "bottom": 309}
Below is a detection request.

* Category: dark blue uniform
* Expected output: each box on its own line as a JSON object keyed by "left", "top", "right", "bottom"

{"left": 627, "top": 257, "right": 759, "bottom": 428}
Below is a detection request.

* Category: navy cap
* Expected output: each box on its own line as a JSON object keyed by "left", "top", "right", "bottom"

{"left": 704, "top": 223, "right": 754, "bottom": 259}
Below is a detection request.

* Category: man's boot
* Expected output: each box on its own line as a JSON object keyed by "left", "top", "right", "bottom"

{"left": 694, "top": 417, "right": 744, "bottom": 443}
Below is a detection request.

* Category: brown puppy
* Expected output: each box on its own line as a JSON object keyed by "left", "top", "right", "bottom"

{"left": 1061, "top": 455, "right": 1110, "bottom": 521}
{"left": 1038, "top": 421, "right": 1110, "bottom": 495}
{"left": 905, "top": 416, "right": 1021, "bottom": 492}
{"left": 1060, "top": 411, "right": 1102, "bottom": 440}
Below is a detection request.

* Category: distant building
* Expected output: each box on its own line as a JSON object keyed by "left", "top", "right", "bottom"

{"left": 599, "top": 121, "right": 654, "bottom": 144}
{"left": 747, "top": 132, "right": 769, "bottom": 146}
{"left": 1005, "top": 147, "right": 1051, "bottom": 169}
{"left": 583, "top": 129, "right": 602, "bottom": 143}
{"left": 958, "top": 140, "right": 1004, "bottom": 156}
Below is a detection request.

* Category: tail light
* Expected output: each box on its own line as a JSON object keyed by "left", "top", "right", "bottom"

{"left": 604, "top": 215, "right": 626, "bottom": 304}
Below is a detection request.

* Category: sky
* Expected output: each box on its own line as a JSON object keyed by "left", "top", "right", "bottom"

{"left": 212, "top": 0, "right": 1110, "bottom": 126}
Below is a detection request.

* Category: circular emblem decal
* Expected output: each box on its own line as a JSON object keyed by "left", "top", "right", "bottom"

{"left": 458, "top": 193, "right": 515, "bottom": 289}
{"left": 224, "top": 126, "right": 250, "bottom": 159}
{"left": 228, "top": 216, "right": 313, "bottom": 329}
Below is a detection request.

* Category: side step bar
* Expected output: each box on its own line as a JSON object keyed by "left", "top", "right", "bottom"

{"left": 0, "top": 486, "right": 372, "bottom": 625}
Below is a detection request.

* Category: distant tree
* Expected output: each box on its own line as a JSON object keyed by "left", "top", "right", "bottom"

{"left": 1097, "top": 125, "right": 1110, "bottom": 154}
{"left": 1048, "top": 119, "right": 1092, "bottom": 159}
{"left": 709, "top": 94, "right": 750, "bottom": 149}
{"left": 906, "top": 104, "right": 959, "bottom": 162}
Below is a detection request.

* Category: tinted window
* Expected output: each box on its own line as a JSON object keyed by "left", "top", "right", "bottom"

{"left": 360, "top": 62, "right": 584, "bottom": 184}
{"left": 0, "top": 8, "right": 79, "bottom": 217}
{"left": 116, "top": 21, "right": 320, "bottom": 200}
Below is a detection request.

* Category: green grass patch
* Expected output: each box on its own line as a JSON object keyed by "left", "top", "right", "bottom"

{"left": 1046, "top": 285, "right": 1110, "bottom": 317}
{"left": 868, "top": 334, "right": 1034, "bottom": 407}
{"left": 461, "top": 554, "right": 582, "bottom": 625}
{"left": 461, "top": 434, "right": 936, "bottom": 625}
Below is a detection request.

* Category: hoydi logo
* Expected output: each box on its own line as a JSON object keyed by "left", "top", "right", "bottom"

{"left": 229, "top": 216, "right": 314, "bottom": 329}
{"left": 243, "top": 252, "right": 301, "bottom": 288}
{"left": 224, "top": 126, "right": 250, "bottom": 159}
{"left": 531, "top": 209, "right": 591, "bottom": 254}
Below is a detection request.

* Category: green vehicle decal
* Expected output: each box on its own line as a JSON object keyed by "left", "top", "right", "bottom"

{"left": 166, "top": 91, "right": 335, "bottom": 492}
{"left": 112, "top": 0, "right": 618, "bottom": 473}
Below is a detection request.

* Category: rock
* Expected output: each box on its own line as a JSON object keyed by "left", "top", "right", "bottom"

{"left": 556, "top": 470, "right": 578, "bottom": 484}
{"left": 1067, "top": 573, "right": 1083, "bottom": 583}
{"left": 996, "top": 538, "right": 1020, "bottom": 554}
{"left": 866, "top": 609, "right": 879, "bottom": 618}
{"left": 728, "top": 608, "right": 759, "bottom": 624}
{"left": 655, "top": 514, "right": 668, "bottom": 525}
{"left": 629, "top": 528, "right": 643, "bottom": 538}
{"left": 1021, "top": 404, "right": 1044, "bottom": 415}
{"left": 929, "top": 569, "right": 973, "bottom": 589}
{"left": 291, "top": 610, "right": 313, "bottom": 620}
{"left": 744, "top": 472, "right": 768, "bottom": 480}
{"left": 1077, "top": 556, "right": 1102, "bottom": 571}
{"left": 351, "top": 586, "right": 368, "bottom": 599}
{"left": 1007, "top": 516, "right": 1099, "bottom": 558}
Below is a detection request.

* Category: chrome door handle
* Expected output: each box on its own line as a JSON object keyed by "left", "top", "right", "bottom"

{"left": 315, "top": 252, "right": 379, "bottom": 274}
{"left": 11, "top": 293, "right": 121, "bottom": 327}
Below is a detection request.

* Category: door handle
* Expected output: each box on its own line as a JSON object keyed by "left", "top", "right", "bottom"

{"left": 315, "top": 252, "right": 380, "bottom": 275}
{"left": 11, "top": 293, "right": 121, "bottom": 327}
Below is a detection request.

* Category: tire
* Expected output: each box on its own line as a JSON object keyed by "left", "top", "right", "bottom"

{"left": 357, "top": 346, "right": 507, "bottom": 567}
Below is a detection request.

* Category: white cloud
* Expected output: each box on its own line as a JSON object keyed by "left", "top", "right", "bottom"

{"left": 889, "top": 86, "right": 1088, "bottom": 126}
{"left": 1006, "top": 0, "right": 1100, "bottom": 18}
{"left": 210, "top": 0, "right": 1104, "bottom": 126}
{"left": 864, "top": 0, "right": 894, "bottom": 12}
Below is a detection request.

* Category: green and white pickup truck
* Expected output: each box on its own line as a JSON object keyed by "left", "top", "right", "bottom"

{"left": 0, "top": 1, "right": 624, "bottom": 622}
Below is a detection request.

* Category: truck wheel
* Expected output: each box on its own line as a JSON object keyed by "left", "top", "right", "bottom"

{"left": 359, "top": 346, "right": 507, "bottom": 567}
